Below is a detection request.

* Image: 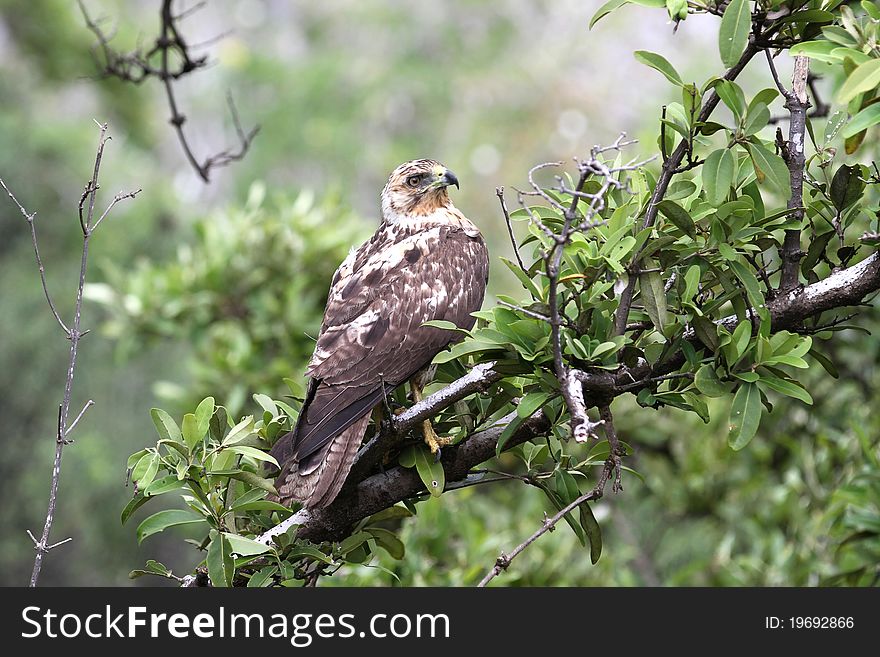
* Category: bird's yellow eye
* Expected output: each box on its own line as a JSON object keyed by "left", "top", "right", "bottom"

{"left": 406, "top": 175, "right": 421, "bottom": 188}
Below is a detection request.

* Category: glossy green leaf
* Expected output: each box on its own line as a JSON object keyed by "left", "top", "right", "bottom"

{"left": 207, "top": 532, "right": 234, "bottom": 587}
{"left": 719, "top": 0, "right": 751, "bottom": 68}
{"left": 837, "top": 59, "right": 880, "bottom": 104}
{"left": 223, "top": 532, "right": 273, "bottom": 556}
{"left": 759, "top": 375, "right": 813, "bottom": 404}
{"left": 830, "top": 164, "right": 865, "bottom": 212}
{"left": 702, "top": 148, "right": 735, "bottom": 206}
{"left": 137, "top": 510, "right": 204, "bottom": 544}
{"left": 728, "top": 382, "right": 762, "bottom": 450}
{"left": 181, "top": 413, "right": 203, "bottom": 451}
{"left": 225, "top": 445, "right": 279, "bottom": 467}
{"left": 517, "top": 391, "right": 552, "bottom": 418}
{"left": 639, "top": 270, "right": 668, "bottom": 332}
{"left": 366, "top": 527, "right": 406, "bottom": 560}
{"left": 842, "top": 102, "right": 880, "bottom": 138}
{"left": 634, "top": 50, "right": 683, "bottom": 86}
{"left": 414, "top": 446, "right": 445, "bottom": 497}
{"left": 657, "top": 200, "right": 696, "bottom": 238}
{"left": 150, "top": 408, "right": 182, "bottom": 443}
{"left": 695, "top": 364, "right": 731, "bottom": 398}
{"left": 747, "top": 143, "right": 792, "bottom": 199}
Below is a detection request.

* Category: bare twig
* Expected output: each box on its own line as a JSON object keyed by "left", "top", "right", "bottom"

{"left": 477, "top": 449, "right": 619, "bottom": 587}
{"left": 79, "top": 0, "right": 259, "bottom": 183}
{"left": 3, "top": 122, "right": 137, "bottom": 586}
{"left": 496, "top": 187, "right": 526, "bottom": 271}
{"left": 0, "top": 179, "right": 70, "bottom": 335}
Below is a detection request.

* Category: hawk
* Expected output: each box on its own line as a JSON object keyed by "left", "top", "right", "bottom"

{"left": 270, "top": 159, "right": 489, "bottom": 509}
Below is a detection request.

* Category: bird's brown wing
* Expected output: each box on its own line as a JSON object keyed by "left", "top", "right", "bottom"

{"left": 271, "top": 224, "right": 488, "bottom": 507}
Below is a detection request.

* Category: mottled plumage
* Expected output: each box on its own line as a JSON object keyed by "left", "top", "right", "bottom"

{"left": 271, "top": 160, "right": 489, "bottom": 508}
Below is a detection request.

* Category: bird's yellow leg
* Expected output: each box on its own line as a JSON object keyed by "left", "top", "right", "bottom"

{"left": 409, "top": 379, "right": 454, "bottom": 456}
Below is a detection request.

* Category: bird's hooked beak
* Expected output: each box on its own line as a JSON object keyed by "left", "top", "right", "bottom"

{"left": 431, "top": 166, "right": 459, "bottom": 190}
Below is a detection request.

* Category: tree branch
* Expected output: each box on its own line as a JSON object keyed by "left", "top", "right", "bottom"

{"left": 3, "top": 122, "right": 137, "bottom": 586}
{"left": 79, "top": 0, "right": 259, "bottom": 183}
{"left": 477, "top": 445, "right": 619, "bottom": 587}
{"left": 259, "top": 247, "right": 880, "bottom": 546}
{"left": 775, "top": 53, "right": 810, "bottom": 292}
{"left": 613, "top": 40, "right": 762, "bottom": 335}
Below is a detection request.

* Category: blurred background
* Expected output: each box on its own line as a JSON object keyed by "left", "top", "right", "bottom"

{"left": 0, "top": 0, "right": 877, "bottom": 586}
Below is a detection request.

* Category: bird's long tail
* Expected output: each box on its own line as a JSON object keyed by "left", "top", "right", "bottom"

{"left": 273, "top": 413, "right": 370, "bottom": 509}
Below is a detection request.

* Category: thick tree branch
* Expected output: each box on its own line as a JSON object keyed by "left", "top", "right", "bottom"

{"left": 260, "top": 411, "right": 551, "bottom": 544}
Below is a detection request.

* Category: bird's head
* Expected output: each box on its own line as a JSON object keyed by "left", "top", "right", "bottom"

{"left": 381, "top": 159, "right": 459, "bottom": 220}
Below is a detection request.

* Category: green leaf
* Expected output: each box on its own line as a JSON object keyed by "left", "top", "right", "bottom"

{"left": 728, "top": 260, "right": 764, "bottom": 308}
{"left": 143, "top": 475, "right": 186, "bottom": 498}
{"left": 579, "top": 502, "right": 603, "bottom": 565}
{"left": 639, "top": 270, "right": 668, "bottom": 332}
{"left": 367, "top": 504, "right": 414, "bottom": 523}
{"left": 365, "top": 527, "right": 406, "bottom": 560}
{"left": 287, "top": 546, "right": 334, "bottom": 564}
{"left": 719, "top": 0, "right": 751, "bottom": 68}
{"left": 842, "top": 103, "right": 880, "bottom": 138}
{"left": 338, "top": 531, "right": 372, "bottom": 556}
{"left": 730, "top": 319, "right": 752, "bottom": 363}
{"left": 210, "top": 469, "right": 278, "bottom": 495}
{"left": 230, "top": 499, "right": 291, "bottom": 514}
{"left": 207, "top": 532, "right": 234, "bottom": 587}
{"left": 657, "top": 200, "right": 696, "bottom": 238}
{"left": 758, "top": 375, "right": 813, "bottom": 405}
{"left": 247, "top": 566, "right": 277, "bottom": 588}
{"left": 223, "top": 532, "right": 273, "bottom": 557}
{"left": 121, "top": 494, "right": 149, "bottom": 526}
{"left": 683, "top": 264, "right": 701, "bottom": 302}
{"left": 225, "top": 445, "right": 279, "bottom": 467}
{"left": 702, "top": 148, "right": 735, "bottom": 206}
{"left": 789, "top": 40, "right": 839, "bottom": 64}
{"left": 252, "top": 393, "right": 278, "bottom": 416}
{"left": 132, "top": 452, "right": 159, "bottom": 492}
{"left": 137, "top": 510, "right": 204, "bottom": 544}
{"left": 181, "top": 413, "right": 204, "bottom": 451}
{"left": 743, "top": 102, "right": 770, "bottom": 135}
{"left": 194, "top": 397, "right": 215, "bottom": 437}
{"left": 414, "top": 446, "right": 445, "bottom": 497}
{"left": 747, "top": 143, "right": 792, "bottom": 199}
{"left": 715, "top": 81, "right": 746, "bottom": 121}
{"left": 150, "top": 408, "right": 182, "bottom": 443}
{"left": 695, "top": 364, "right": 731, "bottom": 397}
{"left": 222, "top": 416, "right": 255, "bottom": 446}
{"left": 634, "top": 50, "right": 683, "bottom": 86}
{"left": 830, "top": 164, "right": 865, "bottom": 212}
{"left": 728, "top": 382, "right": 762, "bottom": 450}
{"left": 589, "top": 0, "right": 629, "bottom": 29}
{"left": 501, "top": 257, "right": 543, "bottom": 299}
{"left": 517, "top": 391, "right": 552, "bottom": 418}
{"left": 837, "top": 59, "right": 880, "bottom": 105}
{"left": 495, "top": 413, "right": 528, "bottom": 456}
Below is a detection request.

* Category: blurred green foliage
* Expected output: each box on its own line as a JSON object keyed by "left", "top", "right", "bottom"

{"left": 2, "top": 0, "right": 879, "bottom": 586}
{"left": 85, "top": 184, "right": 369, "bottom": 416}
